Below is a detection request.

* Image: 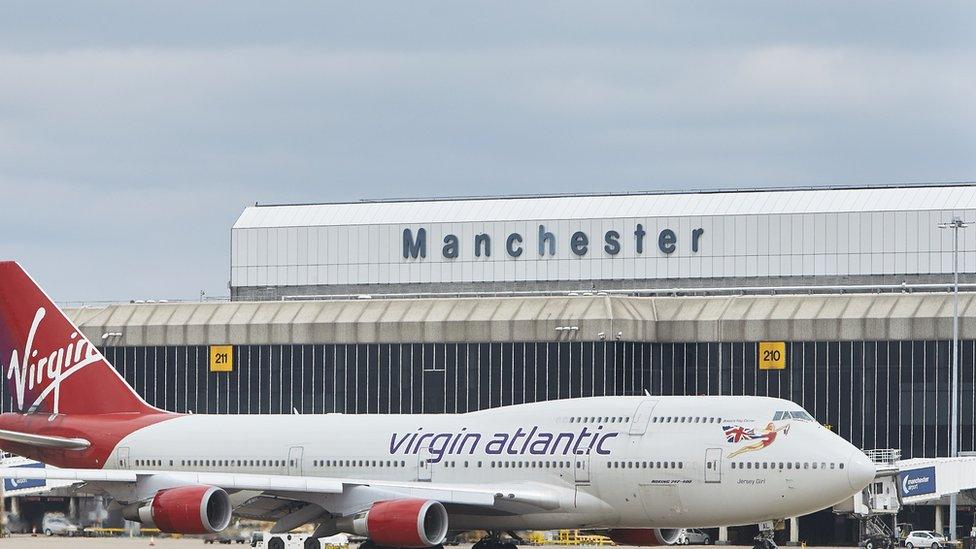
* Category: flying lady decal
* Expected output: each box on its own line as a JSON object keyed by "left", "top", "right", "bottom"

{"left": 723, "top": 422, "right": 791, "bottom": 457}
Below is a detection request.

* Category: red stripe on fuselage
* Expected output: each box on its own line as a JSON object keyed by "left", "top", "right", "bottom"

{"left": 0, "top": 411, "right": 179, "bottom": 468}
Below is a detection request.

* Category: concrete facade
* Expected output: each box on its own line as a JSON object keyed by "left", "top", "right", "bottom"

{"left": 67, "top": 291, "right": 976, "bottom": 347}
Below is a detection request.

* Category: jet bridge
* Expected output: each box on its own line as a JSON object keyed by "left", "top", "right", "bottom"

{"left": 834, "top": 450, "right": 976, "bottom": 545}
{"left": 0, "top": 454, "right": 75, "bottom": 497}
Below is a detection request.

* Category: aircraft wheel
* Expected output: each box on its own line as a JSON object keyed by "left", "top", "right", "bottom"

{"left": 268, "top": 538, "right": 285, "bottom": 549}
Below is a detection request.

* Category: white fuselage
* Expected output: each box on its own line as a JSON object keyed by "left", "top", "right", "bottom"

{"left": 106, "top": 395, "right": 874, "bottom": 529}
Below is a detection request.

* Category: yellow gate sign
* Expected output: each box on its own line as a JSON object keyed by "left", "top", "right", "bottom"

{"left": 210, "top": 345, "right": 233, "bottom": 372}
{"left": 758, "top": 342, "right": 786, "bottom": 370}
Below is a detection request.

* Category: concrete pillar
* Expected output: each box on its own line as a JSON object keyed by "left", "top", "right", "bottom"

{"left": 936, "top": 505, "right": 945, "bottom": 537}
{"left": 717, "top": 526, "right": 729, "bottom": 545}
{"left": 789, "top": 517, "right": 800, "bottom": 545}
{"left": 69, "top": 497, "right": 77, "bottom": 520}
{"left": 8, "top": 497, "right": 18, "bottom": 516}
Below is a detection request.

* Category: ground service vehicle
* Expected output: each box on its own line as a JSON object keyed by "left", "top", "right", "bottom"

{"left": 904, "top": 531, "right": 947, "bottom": 549}
{"left": 41, "top": 513, "right": 80, "bottom": 536}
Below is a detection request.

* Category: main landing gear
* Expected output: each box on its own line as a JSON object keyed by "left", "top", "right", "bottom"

{"left": 752, "top": 521, "right": 778, "bottom": 549}
{"left": 472, "top": 532, "right": 519, "bottom": 549}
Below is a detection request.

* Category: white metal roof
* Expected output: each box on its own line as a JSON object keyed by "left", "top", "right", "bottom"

{"left": 233, "top": 184, "right": 976, "bottom": 229}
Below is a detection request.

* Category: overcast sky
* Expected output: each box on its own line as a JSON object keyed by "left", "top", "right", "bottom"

{"left": 1, "top": 1, "right": 974, "bottom": 302}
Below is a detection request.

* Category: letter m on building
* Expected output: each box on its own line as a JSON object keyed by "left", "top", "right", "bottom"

{"left": 403, "top": 228, "right": 427, "bottom": 259}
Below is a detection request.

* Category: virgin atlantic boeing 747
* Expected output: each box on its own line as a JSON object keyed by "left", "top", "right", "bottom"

{"left": 0, "top": 262, "right": 874, "bottom": 549}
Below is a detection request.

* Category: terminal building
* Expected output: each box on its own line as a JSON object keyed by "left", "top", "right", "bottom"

{"left": 11, "top": 183, "right": 976, "bottom": 542}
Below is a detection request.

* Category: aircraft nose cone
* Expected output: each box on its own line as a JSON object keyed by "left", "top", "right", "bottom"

{"left": 848, "top": 451, "right": 875, "bottom": 491}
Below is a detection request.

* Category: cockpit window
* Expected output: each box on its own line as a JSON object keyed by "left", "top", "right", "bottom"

{"left": 773, "top": 410, "right": 815, "bottom": 422}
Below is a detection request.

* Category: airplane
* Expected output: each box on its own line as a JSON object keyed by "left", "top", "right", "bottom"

{"left": 0, "top": 261, "right": 875, "bottom": 549}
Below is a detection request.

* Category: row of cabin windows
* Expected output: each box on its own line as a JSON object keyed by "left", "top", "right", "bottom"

{"left": 312, "top": 459, "right": 408, "bottom": 468}
{"left": 609, "top": 460, "right": 683, "bottom": 469}
{"left": 652, "top": 416, "right": 721, "bottom": 424}
{"left": 489, "top": 460, "right": 571, "bottom": 469}
{"left": 569, "top": 416, "right": 630, "bottom": 424}
{"left": 729, "top": 461, "right": 846, "bottom": 471}
{"left": 134, "top": 459, "right": 291, "bottom": 468}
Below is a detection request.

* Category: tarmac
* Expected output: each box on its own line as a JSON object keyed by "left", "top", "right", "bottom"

{"left": 0, "top": 538, "right": 730, "bottom": 548}
{"left": 0, "top": 539, "right": 848, "bottom": 549}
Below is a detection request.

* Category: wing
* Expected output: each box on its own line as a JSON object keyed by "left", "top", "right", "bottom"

{"left": 0, "top": 466, "right": 569, "bottom": 526}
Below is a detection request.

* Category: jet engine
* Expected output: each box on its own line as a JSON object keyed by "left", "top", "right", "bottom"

{"left": 336, "top": 498, "right": 449, "bottom": 548}
{"left": 606, "top": 528, "right": 683, "bottom": 546}
{"left": 122, "top": 485, "right": 232, "bottom": 534}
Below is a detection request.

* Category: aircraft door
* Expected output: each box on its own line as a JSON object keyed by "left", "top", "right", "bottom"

{"left": 117, "top": 447, "right": 130, "bottom": 469}
{"left": 288, "top": 446, "right": 304, "bottom": 476}
{"left": 704, "top": 447, "right": 722, "bottom": 483}
{"left": 418, "top": 447, "right": 432, "bottom": 481}
{"left": 630, "top": 399, "right": 659, "bottom": 435}
{"left": 574, "top": 450, "right": 590, "bottom": 484}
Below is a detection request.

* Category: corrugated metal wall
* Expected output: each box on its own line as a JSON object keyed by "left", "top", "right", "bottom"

{"left": 230, "top": 188, "right": 976, "bottom": 290}
{"left": 6, "top": 339, "right": 967, "bottom": 460}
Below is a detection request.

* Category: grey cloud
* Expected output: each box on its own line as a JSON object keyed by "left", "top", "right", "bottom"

{"left": 0, "top": 1, "right": 973, "bottom": 300}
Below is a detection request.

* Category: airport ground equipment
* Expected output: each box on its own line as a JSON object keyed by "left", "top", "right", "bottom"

{"left": 837, "top": 450, "right": 976, "bottom": 546}
{"left": 257, "top": 532, "right": 344, "bottom": 549}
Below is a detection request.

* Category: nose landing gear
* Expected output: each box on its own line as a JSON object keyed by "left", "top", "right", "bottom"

{"left": 752, "top": 521, "right": 778, "bottom": 549}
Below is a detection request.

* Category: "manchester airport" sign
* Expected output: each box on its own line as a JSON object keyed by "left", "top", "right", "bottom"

{"left": 402, "top": 224, "right": 705, "bottom": 260}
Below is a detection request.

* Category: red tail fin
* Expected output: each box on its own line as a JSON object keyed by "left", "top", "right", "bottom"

{"left": 0, "top": 261, "right": 154, "bottom": 415}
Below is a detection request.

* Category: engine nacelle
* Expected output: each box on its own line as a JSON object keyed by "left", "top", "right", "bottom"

{"left": 336, "top": 499, "right": 449, "bottom": 548}
{"left": 123, "top": 485, "right": 232, "bottom": 534}
{"left": 607, "top": 528, "right": 683, "bottom": 546}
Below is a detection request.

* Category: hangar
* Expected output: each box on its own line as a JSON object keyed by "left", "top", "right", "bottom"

{"left": 10, "top": 183, "right": 976, "bottom": 543}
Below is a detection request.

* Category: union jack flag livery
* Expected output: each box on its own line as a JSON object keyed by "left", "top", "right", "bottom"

{"left": 723, "top": 425, "right": 757, "bottom": 443}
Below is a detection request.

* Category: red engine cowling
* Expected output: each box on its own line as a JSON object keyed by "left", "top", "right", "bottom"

{"left": 607, "top": 529, "right": 683, "bottom": 546}
{"left": 123, "top": 485, "right": 232, "bottom": 534}
{"left": 337, "top": 498, "right": 449, "bottom": 548}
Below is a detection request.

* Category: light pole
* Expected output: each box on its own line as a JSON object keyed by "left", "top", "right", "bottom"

{"left": 938, "top": 217, "right": 969, "bottom": 542}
